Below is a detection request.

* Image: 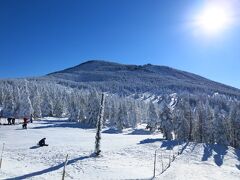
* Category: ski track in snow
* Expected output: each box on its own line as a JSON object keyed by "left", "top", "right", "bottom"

{"left": 0, "top": 118, "right": 239, "bottom": 180}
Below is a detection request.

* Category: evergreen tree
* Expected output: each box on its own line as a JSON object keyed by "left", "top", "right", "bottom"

{"left": 147, "top": 101, "right": 158, "bottom": 132}
{"left": 159, "top": 104, "right": 173, "bottom": 140}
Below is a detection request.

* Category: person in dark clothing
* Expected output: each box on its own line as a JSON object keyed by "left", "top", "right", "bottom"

{"left": 30, "top": 114, "right": 33, "bottom": 123}
{"left": 11, "top": 118, "right": 15, "bottom": 125}
{"left": 38, "top": 138, "right": 48, "bottom": 146}
{"left": 7, "top": 118, "right": 12, "bottom": 125}
{"left": 22, "top": 117, "right": 28, "bottom": 129}
{"left": 22, "top": 123, "right": 27, "bottom": 129}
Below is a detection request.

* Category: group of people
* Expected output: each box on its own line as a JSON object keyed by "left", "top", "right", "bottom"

{"left": 7, "top": 117, "right": 16, "bottom": 125}
{"left": 1, "top": 113, "right": 48, "bottom": 147}
{"left": 21, "top": 116, "right": 49, "bottom": 147}
{"left": 2, "top": 114, "right": 34, "bottom": 128}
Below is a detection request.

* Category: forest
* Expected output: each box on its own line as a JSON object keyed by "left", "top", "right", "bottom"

{"left": 0, "top": 79, "right": 240, "bottom": 148}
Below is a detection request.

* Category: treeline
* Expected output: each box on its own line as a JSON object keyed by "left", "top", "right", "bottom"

{"left": 0, "top": 79, "right": 240, "bottom": 148}
{"left": 0, "top": 79, "right": 148, "bottom": 128}
{"left": 148, "top": 93, "right": 240, "bottom": 148}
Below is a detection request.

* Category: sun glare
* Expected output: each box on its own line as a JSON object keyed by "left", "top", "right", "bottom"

{"left": 195, "top": 2, "right": 234, "bottom": 35}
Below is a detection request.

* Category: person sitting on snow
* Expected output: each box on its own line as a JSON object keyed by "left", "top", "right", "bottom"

{"left": 38, "top": 138, "right": 48, "bottom": 147}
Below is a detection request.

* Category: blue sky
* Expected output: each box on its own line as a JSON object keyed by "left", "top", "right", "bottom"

{"left": 0, "top": 0, "right": 240, "bottom": 88}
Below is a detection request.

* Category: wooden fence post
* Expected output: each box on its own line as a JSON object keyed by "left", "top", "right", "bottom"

{"left": 0, "top": 143, "right": 5, "bottom": 169}
{"left": 62, "top": 154, "right": 69, "bottom": 180}
{"left": 177, "top": 141, "right": 180, "bottom": 155}
{"left": 153, "top": 149, "right": 157, "bottom": 178}
{"left": 161, "top": 150, "right": 164, "bottom": 173}
{"left": 168, "top": 152, "right": 171, "bottom": 167}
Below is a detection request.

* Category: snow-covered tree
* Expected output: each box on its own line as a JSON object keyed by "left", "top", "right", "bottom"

{"left": 2, "top": 87, "right": 14, "bottom": 117}
{"left": 147, "top": 101, "right": 158, "bottom": 132}
{"left": 84, "top": 90, "right": 100, "bottom": 127}
{"left": 18, "top": 80, "right": 33, "bottom": 118}
{"left": 30, "top": 85, "right": 42, "bottom": 118}
{"left": 159, "top": 104, "right": 173, "bottom": 140}
{"left": 116, "top": 103, "right": 128, "bottom": 131}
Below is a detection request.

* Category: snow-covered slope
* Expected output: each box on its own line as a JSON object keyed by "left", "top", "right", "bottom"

{"left": 0, "top": 118, "right": 239, "bottom": 180}
{"left": 158, "top": 143, "right": 240, "bottom": 180}
{"left": 47, "top": 60, "right": 240, "bottom": 97}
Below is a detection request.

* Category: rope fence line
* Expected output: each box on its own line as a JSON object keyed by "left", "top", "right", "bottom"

{"left": 153, "top": 141, "right": 189, "bottom": 178}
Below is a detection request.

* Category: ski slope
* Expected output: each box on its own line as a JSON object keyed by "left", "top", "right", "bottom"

{"left": 0, "top": 118, "right": 239, "bottom": 180}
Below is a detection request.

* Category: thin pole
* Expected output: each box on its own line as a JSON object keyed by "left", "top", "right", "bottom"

{"left": 172, "top": 149, "right": 174, "bottom": 161}
{"left": 62, "top": 154, "right": 69, "bottom": 180}
{"left": 153, "top": 149, "right": 157, "bottom": 178}
{"left": 168, "top": 152, "right": 171, "bottom": 167}
{"left": 0, "top": 143, "right": 5, "bottom": 169}
{"left": 177, "top": 141, "right": 180, "bottom": 155}
{"left": 0, "top": 108, "right": 2, "bottom": 125}
{"left": 161, "top": 150, "right": 164, "bottom": 173}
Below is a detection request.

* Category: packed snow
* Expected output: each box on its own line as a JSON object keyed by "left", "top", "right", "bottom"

{"left": 0, "top": 118, "right": 239, "bottom": 180}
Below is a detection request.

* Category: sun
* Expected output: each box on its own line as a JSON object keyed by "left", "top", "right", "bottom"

{"left": 195, "top": 3, "right": 233, "bottom": 35}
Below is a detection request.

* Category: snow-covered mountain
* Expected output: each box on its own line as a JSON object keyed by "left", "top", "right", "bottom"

{"left": 46, "top": 60, "right": 240, "bottom": 97}
{"left": 1, "top": 60, "right": 240, "bottom": 148}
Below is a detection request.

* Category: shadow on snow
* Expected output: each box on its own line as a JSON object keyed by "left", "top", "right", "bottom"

{"left": 31, "top": 120, "right": 94, "bottom": 129}
{"left": 235, "top": 148, "right": 240, "bottom": 170}
{"left": 6, "top": 154, "right": 94, "bottom": 180}
{"left": 102, "top": 128, "right": 152, "bottom": 135}
{"left": 128, "top": 129, "right": 152, "bottom": 135}
{"left": 102, "top": 128, "right": 122, "bottom": 134}
{"left": 138, "top": 138, "right": 163, "bottom": 145}
{"left": 201, "top": 144, "right": 228, "bottom": 167}
{"left": 160, "top": 140, "right": 185, "bottom": 150}
{"left": 35, "top": 120, "right": 70, "bottom": 124}
{"left": 29, "top": 145, "right": 41, "bottom": 149}
{"left": 138, "top": 138, "right": 186, "bottom": 151}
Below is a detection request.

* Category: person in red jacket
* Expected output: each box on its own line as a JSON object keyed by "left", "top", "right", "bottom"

{"left": 22, "top": 117, "right": 28, "bottom": 129}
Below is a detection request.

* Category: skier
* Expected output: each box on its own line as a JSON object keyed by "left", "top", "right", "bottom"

{"left": 38, "top": 138, "right": 48, "bottom": 147}
{"left": 22, "top": 117, "right": 28, "bottom": 129}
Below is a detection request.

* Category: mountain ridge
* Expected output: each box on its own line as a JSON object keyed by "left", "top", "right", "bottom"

{"left": 46, "top": 60, "right": 240, "bottom": 97}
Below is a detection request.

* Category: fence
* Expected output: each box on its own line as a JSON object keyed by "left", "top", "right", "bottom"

{"left": 153, "top": 141, "right": 188, "bottom": 178}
